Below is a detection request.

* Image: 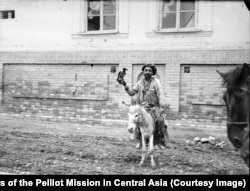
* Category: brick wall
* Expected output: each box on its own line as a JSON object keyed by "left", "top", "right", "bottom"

{"left": 0, "top": 50, "right": 249, "bottom": 126}
{"left": 0, "top": 63, "right": 3, "bottom": 112}
{"left": 2, "top": 63, "right": 127, "bottom": 122}
{"left": 179, "top": 64, "right": 239, "bottom": 122}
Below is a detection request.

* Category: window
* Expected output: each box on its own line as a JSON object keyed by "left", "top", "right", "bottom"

{"left": 159, "top": 0, "right": 197, "bottom": 31}
{"left": 0, "top": 10, "right": 15, "bottom": 19}
{"left": 86, "top": 0, "right": 117, "bottom": 33}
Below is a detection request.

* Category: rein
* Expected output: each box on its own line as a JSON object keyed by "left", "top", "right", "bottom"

{"left": 227, "top": 122, "right": 248, "bottom": 125}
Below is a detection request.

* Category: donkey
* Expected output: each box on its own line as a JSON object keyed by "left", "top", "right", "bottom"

{"left": 123, "top": 102, "right": 156, "bottom": 168}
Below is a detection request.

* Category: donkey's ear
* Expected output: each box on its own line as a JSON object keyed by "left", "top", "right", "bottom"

{"left": 216, "top": 70, "right": 227, "bottom": 79}
{"left": 240, "top": 63, "right": 250, "bottom": 81}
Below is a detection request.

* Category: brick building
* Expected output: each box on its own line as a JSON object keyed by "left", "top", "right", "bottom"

{"left": 0, "top": 0, "right": 249, "bottom": 127}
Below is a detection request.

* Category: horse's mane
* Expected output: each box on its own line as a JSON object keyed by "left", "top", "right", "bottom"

{"left": 221, "top": 65, "right": 244, "bottom": 87}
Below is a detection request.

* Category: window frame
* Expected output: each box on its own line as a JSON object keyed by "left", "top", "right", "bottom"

{"left": 84, "top": 0, "right": 119, "bottom": 34}
{"left": 158, "top": 0, "right": 199, "bottom": 33}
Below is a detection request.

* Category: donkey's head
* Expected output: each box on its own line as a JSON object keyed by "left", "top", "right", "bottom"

{"left": 123, "top": 101, "right": 141, "bottom": 134}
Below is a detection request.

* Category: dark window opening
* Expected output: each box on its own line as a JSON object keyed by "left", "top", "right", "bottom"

{"left": 184, "top": 66, "right": 190, "bottom": 73}
{"left": 87, "top": 0, "right": 116, "bottom": 32}
{"left": 0, "top": 10, "right": 15, "bottom": 19}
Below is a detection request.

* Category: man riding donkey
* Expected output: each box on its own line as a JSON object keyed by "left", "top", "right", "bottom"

{"left": 118, "top": 64, "right": 169, "bottom": 149}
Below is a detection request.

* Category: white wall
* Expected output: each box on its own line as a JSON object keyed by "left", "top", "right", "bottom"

{"left": 211, "top": 1, "right": 250, "bottom": 47}
{"left": 0, "top": 0, "right": 249, "bottom": 51}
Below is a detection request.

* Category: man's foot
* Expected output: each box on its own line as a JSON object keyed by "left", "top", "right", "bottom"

{"left": 136, "top": 143, "right": 142, "bottom": 149}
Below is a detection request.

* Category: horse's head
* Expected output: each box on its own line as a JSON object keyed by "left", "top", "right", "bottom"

{"left": 217, "top": 63, "right": 250, "bottom": 149}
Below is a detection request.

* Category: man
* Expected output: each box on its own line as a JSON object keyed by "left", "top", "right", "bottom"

{"left": 120, "top": 64, "right": 169, "bottom": 149}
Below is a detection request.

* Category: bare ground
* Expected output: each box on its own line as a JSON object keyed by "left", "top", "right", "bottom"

{"left": 0, "top": 116, "right": 249, "bottom": 175}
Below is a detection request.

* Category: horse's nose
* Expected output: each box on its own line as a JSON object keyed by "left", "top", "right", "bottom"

{"left": 231, "top": 137, "right": 242, "bottom": 148}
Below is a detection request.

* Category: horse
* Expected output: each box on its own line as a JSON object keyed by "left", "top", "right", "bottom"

{"left": 123, "top": 102, "right": 156, "bottom": 168}
{"left": 217, "top": 63, "right": 249, "bottom": 167}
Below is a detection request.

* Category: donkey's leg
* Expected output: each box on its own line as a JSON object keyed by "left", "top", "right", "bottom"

{"left": 139, "top": 135, "right": 146, "bottom": 166}
{"left": 149, "top": 135, "right": 156, "bottom": 168}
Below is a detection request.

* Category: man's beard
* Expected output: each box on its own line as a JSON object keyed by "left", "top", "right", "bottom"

{"left": 144, "top": 74, "right": 152, "bottom": 79}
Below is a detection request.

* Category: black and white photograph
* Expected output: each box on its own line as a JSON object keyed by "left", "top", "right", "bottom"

{"left": 0, "top": 0, "right": 249, "bottom": 181}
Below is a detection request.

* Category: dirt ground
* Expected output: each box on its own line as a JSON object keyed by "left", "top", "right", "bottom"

{"left": 0, "top": 116, "right": 249, "bottom": 175}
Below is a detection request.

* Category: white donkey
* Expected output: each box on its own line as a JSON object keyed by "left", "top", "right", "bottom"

{"left": 124, "top": 102, "right": 156, "bottom": 168}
